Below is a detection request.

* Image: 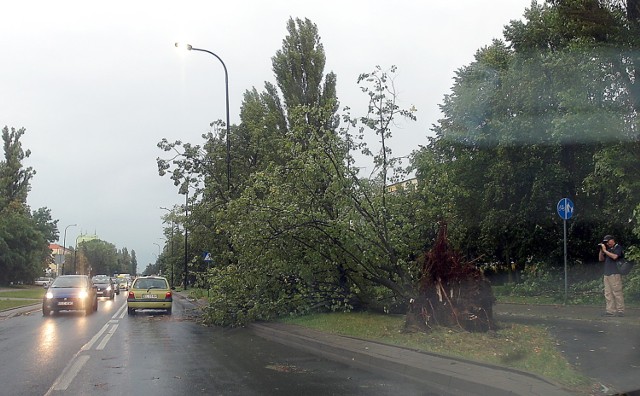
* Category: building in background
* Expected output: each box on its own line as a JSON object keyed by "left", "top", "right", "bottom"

{"left": 386, "top": 178, "right": 418, "bottom": 193}
{"left": 49, "top": 243, "right": 65, "bottom": 276}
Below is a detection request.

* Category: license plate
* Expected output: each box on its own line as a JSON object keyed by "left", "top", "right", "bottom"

{"left": 143, "top": 294, "right": 157, "bottom": 299}
{"left": 58, "top": 301, "right": 73, "bottom": 305}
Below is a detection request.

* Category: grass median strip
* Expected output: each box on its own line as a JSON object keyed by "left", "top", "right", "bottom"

{"left": 0, "top": 288, "right": 46, "bottom": 299}
{"left": 0, "top": 287, "right": 43, "bottom": 311}
{"left": 0, "top": 299, "right": 40, "bottom": 311}
{"left": 281, "top": 311, "right": 592, "bottom": 391}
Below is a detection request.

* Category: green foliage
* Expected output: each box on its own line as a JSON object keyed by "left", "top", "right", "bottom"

{"left": 0, "top": 126, "right": 34, "bottom": 207}
{"left": 415, "top": 0, "right": 640, "bottom": 269}
{"left": 0, "top": 206, "right": 50, "bottom": 284}
{"left": 0, "top": 126, "right": 59, "bottom": 284}
{"left": 272, "top": 17, "right": 338, "bottom": 122}
{"left": 203, "top": 262, "right": 354, "bottom": 327}
{"left": 74, "top": 239, "right": 118, "bottom": 276}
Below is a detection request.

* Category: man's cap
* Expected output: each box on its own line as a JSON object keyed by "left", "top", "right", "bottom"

{"left": 603, "top": 235, "right": 615, "bottom": 241}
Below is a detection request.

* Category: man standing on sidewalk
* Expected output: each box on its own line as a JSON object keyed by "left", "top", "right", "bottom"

{"left": 598, "top": 234, "right": 625, "bottom": 317}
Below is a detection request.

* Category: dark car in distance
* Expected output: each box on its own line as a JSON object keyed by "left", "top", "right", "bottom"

{"left": 92, "top": 275, "right": 116, "bottom": 299}
{"left": 42, "top": 275, "right": 98, "bottom": 316}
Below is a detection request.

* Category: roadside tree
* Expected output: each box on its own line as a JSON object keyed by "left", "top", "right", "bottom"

{"left": 0, "top": 126, "right": 58, "bottom": 284}
{"left": 415, "top": 0, "right": 640, "bottom": 276}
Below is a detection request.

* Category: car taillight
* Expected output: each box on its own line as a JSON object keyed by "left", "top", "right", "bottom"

{"left": 165, "top": 291, "right": 172, "bottom": 299}
{"left": 128, "top": 291, "right": 135, "bottom": 299}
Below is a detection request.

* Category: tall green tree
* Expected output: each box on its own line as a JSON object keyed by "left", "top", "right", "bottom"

{"left": 76, "top": 239, "right": 118, "bottom": 276}
{"left": 0, "top": 126, "right": 34, "bottom": 209}
{"left": 0, "top": 126, "right": 58, "bottom": 283}
{"left": 117, "top": 247, "right": 132, "bottom": 275}
{"left": 272, "top": 18, "right": 338, "bottom": 132}
{"left": 130, "top": 250, "right": 138, "bottom": 275}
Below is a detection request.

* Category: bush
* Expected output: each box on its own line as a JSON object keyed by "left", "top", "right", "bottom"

{"left": 493, "top": 261, "right": 604, "bottom": 304}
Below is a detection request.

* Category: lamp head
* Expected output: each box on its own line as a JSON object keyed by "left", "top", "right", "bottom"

{"left": 174, "top": 42, "right": 193, "bottom": 51}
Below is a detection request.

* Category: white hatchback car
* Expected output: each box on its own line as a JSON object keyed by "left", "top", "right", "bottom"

{"left": 35, "top": 277, "right": 53, "bottom": 288}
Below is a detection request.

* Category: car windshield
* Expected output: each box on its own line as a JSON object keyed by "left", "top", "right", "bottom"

{"left": 5, "top": 1, "right": 640, "bottom": 394}
{"left": 51, "top": 277, "right": 85, "bottom": 288}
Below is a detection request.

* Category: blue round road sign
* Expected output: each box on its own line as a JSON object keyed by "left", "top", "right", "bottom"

{"left": 557, "top": 198, "right": 574, "bottom": 220}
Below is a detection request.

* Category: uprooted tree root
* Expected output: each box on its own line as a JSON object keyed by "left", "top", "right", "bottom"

{"left": 405, "top": 222, "right": 496, "bottom": 333}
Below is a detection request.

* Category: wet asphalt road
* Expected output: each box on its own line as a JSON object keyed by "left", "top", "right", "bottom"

{"left": 1, "top": 294, "right": 442, "bottom": 396}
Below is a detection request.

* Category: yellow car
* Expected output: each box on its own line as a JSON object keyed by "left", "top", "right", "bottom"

{"left": 126, "top": 276, "right": 172, "bottom": 315}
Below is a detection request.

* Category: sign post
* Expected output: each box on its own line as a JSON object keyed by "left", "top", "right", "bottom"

{"left": 203, "top": 252, "right": 213, "bottom": 297}
{"left": 557, "top": 198, "right": 574, "bottom": 303}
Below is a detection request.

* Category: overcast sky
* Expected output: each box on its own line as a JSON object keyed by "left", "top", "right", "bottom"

{"left": 2, "top": 0, "right": 533, "bottom": 269}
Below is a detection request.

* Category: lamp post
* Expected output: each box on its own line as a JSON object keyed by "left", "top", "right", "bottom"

{"left": 73, "top": 234, "right": 83, "bottom": 274}
{"left": 60, "top": 224, "right": 77, "bottom": 276}
{"left": 184, "top": 189, "right": 189, "bottom": 289}
{"left": 174, "top": 42, "right": 231, "bottom": 192}
{"left": 160, "top": 207, "right": 176, "bottom": 288}
{"left": 153, "top": 242, "right": 161, "bottom": 275}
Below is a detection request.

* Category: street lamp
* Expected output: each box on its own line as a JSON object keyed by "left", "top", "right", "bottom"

{"left": 60, "top": 224, "right": 77, "bottom": 276}
{"left": 174, "top": 42, "right": 231, "bottom": 192}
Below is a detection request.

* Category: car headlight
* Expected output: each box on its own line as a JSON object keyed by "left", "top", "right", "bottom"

{"left": 45, "top": 291, "right": 53, "bottom": 299}
{"left": 79, "top": 290, "right": 88, "bottom": 299}
{"left": 106, "top": 286, "right": 112, "bottom": 291}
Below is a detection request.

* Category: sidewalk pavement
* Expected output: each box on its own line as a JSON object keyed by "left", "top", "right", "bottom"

{"left": 494, "top": 302, "right": 639, "bottom": 323}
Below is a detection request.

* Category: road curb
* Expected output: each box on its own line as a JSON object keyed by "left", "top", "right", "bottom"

{"left": 0, "top": 302, "right": 40, "bottom": 318}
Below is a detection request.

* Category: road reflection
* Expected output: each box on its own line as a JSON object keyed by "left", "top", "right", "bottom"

{"left": 100, "top": 299, "right": 115, "bottom": 310}
{"left": 38, "top": 320, "right": 57, "bottom": 355}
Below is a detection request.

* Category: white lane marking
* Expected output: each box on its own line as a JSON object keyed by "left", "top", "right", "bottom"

{"left": 51, "top": 354, "right": 90, "bottom": 391}
{"left": 96, "top": 324, "right": 119, "bottom": 350}
{"left": 112, "top": 302, "right": 127, "bottom": 319}
{"left": 82, "top": 302, "right": 125, "bottom": 351}
{"left": 81, "top": 322, "right": 110, "bottom": 351}
{"left": 44, "top": 301, "right": 126, "bottom": 395}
